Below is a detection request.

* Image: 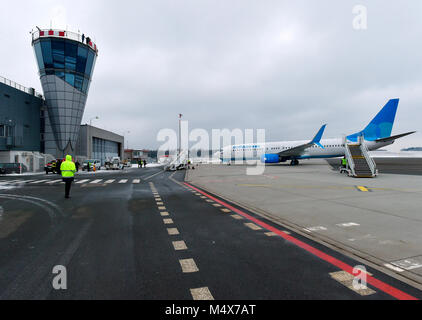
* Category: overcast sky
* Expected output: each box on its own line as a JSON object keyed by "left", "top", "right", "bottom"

{"left": 1, "top": 0, "right": 421, "bottom": 150}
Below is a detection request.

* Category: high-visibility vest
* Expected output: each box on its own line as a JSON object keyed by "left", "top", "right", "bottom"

{"left": 342, "top": 158, "right": 347, "bottom": 166}
{"left": 61, "top": 155, "right": 76, "bottom": 178}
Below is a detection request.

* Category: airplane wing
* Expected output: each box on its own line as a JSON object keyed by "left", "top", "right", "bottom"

{"left": 277, "top": 124, "right": 327, "bottom": 157}
{"left": 375, "top": 131, "right": 416, "bottom": 143}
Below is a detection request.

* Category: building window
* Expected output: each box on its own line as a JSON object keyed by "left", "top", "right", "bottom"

{"left": 0, "top": 125, "right": 4, "bottom": 137}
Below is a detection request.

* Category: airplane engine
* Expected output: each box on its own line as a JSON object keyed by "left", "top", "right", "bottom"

{"left": 260, "top": 154, "right": 280, "bottom": 163}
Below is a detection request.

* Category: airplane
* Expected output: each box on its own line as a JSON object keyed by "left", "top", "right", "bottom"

{"left": 217, "top": 99, "right": 415, "bottom": 166}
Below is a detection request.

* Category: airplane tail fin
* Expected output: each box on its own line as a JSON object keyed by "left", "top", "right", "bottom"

{"left": 311, "top": 124, "right": 326, "bottom": 149}
{"left": 347, "top": 99, "right": 399, "bottom": 142}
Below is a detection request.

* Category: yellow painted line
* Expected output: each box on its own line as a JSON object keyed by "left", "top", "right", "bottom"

{"left": 244, "top": 223, "right": 262, "bottom": 231}
{"left": 163, "top": 218, "right": 174, "bottom": 225}
{"left": 172, "top": 241, "right": 188, "bottom": 251}
{"left": 179, "top": 259, "right": 199, "bottom": 273}
{"left": 160, "top": 212, "right": 170, "bottom": 216}
{"left": 156, "top": 202, "right": 164, "bottom": 205}
{"left": 158, "top": 206, "right": 166, "bottom": 210}
{"left": 167, "top": 228, "right": 180, "bottom": 235}
{"left": 357, "top": 186, "right": 369, "bottom": 192}
{"left": 190, "top": 287, "right": 214, "bottom": 300}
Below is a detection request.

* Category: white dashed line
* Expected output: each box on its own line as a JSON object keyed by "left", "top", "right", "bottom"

{"left": 244, "top": 223, "right": 262, "bottom": 231}
{"left": 76, "top": 179, "right": 90, "bottom": 184}
{"left": 179, "top": 259, "right": 199, "bottom": 273}
{"left": 167, "top": 228, "right": 180, "bottom": 235}
{"left": 163, "top": 218, "right": 174, "bottom": 225}
{"left": 172, "top": 241, "right": 188, "bottom": 251}
{"left": 190, "top": 287, "right": 214, "bottom": 300}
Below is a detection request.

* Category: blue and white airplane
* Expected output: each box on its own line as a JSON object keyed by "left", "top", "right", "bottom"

{"left": 218, "top": 99, "right": 415, "bottom": 165}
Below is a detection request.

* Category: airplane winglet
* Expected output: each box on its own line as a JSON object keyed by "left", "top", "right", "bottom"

{"left": 311, "top": 124, "right": 327, "bottom": 149}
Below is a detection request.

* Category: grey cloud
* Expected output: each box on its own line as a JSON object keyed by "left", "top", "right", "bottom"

{"left": 1, "top": 0, "right": 421, "bottom": 150}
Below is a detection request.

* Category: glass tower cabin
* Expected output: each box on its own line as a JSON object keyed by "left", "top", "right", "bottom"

{"left": 31, "top": 29, "right": 98, "bottom": 156}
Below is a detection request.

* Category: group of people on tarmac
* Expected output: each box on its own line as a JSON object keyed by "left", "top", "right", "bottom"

{"left": 137, "top": 159, "right": 147, "bottom": 168}
{"left": 46, "top": 159, "right": 80, "bottom": 175}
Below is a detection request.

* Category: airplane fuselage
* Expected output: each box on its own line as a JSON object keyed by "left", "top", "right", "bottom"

{"left": 219, "top": 138, "right": 393, "bottom": 163}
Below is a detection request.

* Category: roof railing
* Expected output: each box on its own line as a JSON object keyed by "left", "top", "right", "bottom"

{"left": 0, "top": 75, "right": 43, "bottom": 98}
{"left": 31, "top": 28, "right": 98, "bottom": 55}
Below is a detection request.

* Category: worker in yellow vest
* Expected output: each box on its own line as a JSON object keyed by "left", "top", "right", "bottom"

{"left": 60, "top": 155, "right": 76, "bottom": 199}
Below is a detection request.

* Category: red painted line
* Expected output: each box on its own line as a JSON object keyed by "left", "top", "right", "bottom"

{"left": 184, "top": 182, "right": 418, "bottom": 300}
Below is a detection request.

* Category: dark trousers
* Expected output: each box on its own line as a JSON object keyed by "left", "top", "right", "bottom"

{"left": 63, "top": 177, "right": 74, "bottom": 198}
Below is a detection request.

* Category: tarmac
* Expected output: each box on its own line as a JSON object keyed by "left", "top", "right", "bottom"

{"left": 185, "top": 158, "right": 422, "bottom": 289}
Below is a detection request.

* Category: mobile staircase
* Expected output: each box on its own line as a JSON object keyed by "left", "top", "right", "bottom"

{"left": 344, "top": 136, "right": 378, "bottom": 178}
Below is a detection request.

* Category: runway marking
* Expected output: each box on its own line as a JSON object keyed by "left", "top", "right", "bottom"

{"left": 384, "top": 263, "right": 405, "bottom": 273}
{"left": 46, "top": 179, "right": 62, "bottom": 184}
{"left": 156, "top": 202, "right": 164, "bottom": 205}
{"left": 205, "top": 200, "right": 214, "bottom": 203}
{"left": 160, "top": 212, "right": 170, "bottom": 216}
{"left": 356, "top": 186, "right": 369, "bottom": 192}
{"left": 183, "top": 182, "right": 418, "bottom": 301}
{"left": 29, "top": 180, "right": 49, "bottom": 184}
{"left": 172, "top": 241, "right": 188, "bottom": 251}
{"left": 212, "top": 203, "right": 222, "bottom": 207}
{"left": 90, "top": 179, "right": 103, "bottom": 184}
{"left": 221, "top": 209, "right": 231, "bottom": 213}
{"left": 231, "top": 215, "right": 243, "bottom": 220}
{"left": 265, "top": 232, "right": 277, "bottom": 237}
{"left": 75, "top": 179, "right": 89, "bottom": 184}
{"left": 158, "top": 206, "right": 166, "bottom": 211}
{"left": 167, "top": 228, "right": 180, "bottom": 235}
{"left": 200, "top": 196, "right": 207, "bottom": 199}
{"left": 329, "top": 271, "right": 376, "bottom": 296}
{"left": 163, "top": 218, "right": 174, "bottom": 225}
{"left": 390, "top": 257, "right": 422, "bottom": 271}
{"left": 190, "top": 287, "right": 214, "bottom": 300}
{"left": 245, "top": 222, "right": 262, "bottom": 231}
{"left": 119, "top": 179, "right": 128, "bottom": 184}
{"left": 105, "top": 179, "right": 115, "bottom": 184}
{"left": 337, "top": 222, "right": 360, "bottom": 228}
{"left": 144, "top": 170, "right": 164, "bottom": 180}
{"left": 133, "top": 179, "right": 141, "bottom": 184}
{"left": 306, "top": 226, "right": 327, "bottom": 232}
{"left": 179, "top": 259, "right": 199, "bottom": 273}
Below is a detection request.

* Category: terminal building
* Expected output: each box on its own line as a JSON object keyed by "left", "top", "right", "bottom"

{"left": 0, "top": 28, "right": 124, "bottom": 171}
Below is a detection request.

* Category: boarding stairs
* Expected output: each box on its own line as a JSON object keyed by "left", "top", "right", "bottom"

{"left": 164, "top": 150, "right": 189, "bottom": 171}
{"left": 344, "top": 136, "right": 377, "bottom": 178}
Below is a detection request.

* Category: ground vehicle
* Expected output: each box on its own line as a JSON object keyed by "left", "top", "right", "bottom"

{"left": 82, "top": 159, "right": 101, "bottom": 171}
{"left": 105, "top": 157, "right": 124, "bottom": 170}
{"left": 44, "top": 159, "right": 65, "bottom": 174}
{"left": 0, "top": 163, "right": 28, "bottom": 174}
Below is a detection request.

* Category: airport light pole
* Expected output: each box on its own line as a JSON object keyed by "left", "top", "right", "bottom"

{"left": 178, "top": 114, "right": 182, "bottom": 160}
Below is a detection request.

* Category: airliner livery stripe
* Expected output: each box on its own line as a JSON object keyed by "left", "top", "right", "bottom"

{"left": 183, "top": 182, "right": 418, "bottom": 301}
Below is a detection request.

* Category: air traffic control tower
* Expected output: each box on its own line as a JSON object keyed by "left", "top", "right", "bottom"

{"left": 31, "top": 28, "right": 98, "bottom": 157}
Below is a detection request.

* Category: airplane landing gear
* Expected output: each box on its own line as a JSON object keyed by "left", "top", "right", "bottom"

{"left": 290, "top": 159, "right": 299, "bottom": 166}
